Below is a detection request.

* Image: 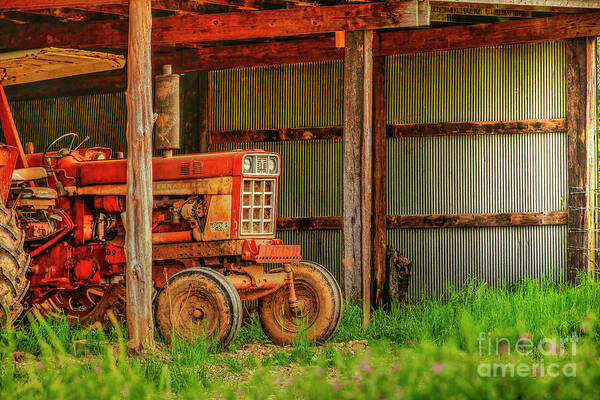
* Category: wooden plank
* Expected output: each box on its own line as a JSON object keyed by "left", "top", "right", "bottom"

{"left": 359, "top": 30, "right": 373, "bottom": 327}
{"left": 432, "top": 0, "right": 599, "bottom": 10}
{"left": 0, "top": 0, "right": 126, "bottom": 10}
{"left": 342, "top": 30, "right": 374, "bottom": 315}
{"left": 4, "top": 11, "right": 600, "bottom": 69}
{"left": 125, "top": 0, "right": 155, "bottom": 352}
{"left": 277, "top": 211, "right": 568, "bottom": 231}
{"left": 566, "top": 37, "right": 598, "bottom": 282}
{"left": 277, "top": 216, "right": 342, "bottom": 231}
{"left": 208, "top": 119, "right": 566, "bottom": 144}
{"left": 378, "top": 11, "right": 600, "bottom": 56}
{"left": 210, "top": 127, "right": 342, "bottom": 144}
{"left": 372, "top": 55, "right": 386, "bottom": 307}
{"left": 387, "top": 211, "right": 568, "bottom": 229}
{"left": 0, "top": 0, "right": 256, "bottom": 11}
{"left": 387, "top": 118, "right": 567, "bottom": 137}
{"left": 0, "top": 1, "right": 428, "bottom": 50}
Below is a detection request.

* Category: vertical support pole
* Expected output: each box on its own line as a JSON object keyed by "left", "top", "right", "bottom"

{"left": 198, "top": 70, "right": 210, "bottom": 153}
{"left": 342, "top": 30, "right": 373, "bottom": 327}
{"left": 566, "top": 37, "right": 598, "bottom": 281}
{"left": 372, "top": 55, "right": 387, "bottom": 306}
{"left": 125, "top": 0, "right": 155, "bottom": 352}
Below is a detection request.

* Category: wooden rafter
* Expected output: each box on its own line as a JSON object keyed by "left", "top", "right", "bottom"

{"left": 0, "top": 1, "right": 429, "bottom": 49}
{"left": 432, "top": 0, "right": 600, "bottom": 11}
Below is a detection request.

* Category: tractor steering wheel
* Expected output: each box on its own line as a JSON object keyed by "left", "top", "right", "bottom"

{"left": 41, "top": 133, "right": 81, "bottom": 166}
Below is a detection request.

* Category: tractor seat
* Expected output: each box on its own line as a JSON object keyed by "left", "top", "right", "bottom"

{"left": 12, "top": 167, "right": 48, "bottom": 182}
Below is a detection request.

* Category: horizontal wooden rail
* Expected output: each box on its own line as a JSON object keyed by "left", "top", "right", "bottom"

{"left": 276, "top": 211, "right": 568, "bottom": 230}
{"left": 387, "top": 118, "right": 567, "bottom": 138}
{"left": 210, "top": 118, "right": 567, "bottom": 144}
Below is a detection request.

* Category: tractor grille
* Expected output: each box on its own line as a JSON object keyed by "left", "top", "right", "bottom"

{"left": 241, "top": 178, "right": 275, "bottom": 235}
{"left": 255, "top": 155, "right": 268, "bottom": 174}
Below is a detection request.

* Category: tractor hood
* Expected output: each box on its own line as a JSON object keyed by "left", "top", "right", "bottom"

{"left": 52, "top": 149, "right": 278, "bottom": 187}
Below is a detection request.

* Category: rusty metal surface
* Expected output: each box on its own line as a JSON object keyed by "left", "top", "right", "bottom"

{"left": 257, "top": 261, "right": 342, "bottom": 346}
{"left": 154, "top": 268, "right": 240, "bottom": 346}
{"left": 35, "top": 285, "right": 126, "bottom": 325}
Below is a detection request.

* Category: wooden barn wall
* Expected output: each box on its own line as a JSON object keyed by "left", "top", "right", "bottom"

{"left": 7, "top": 41, "right": 568, "bottom": 297}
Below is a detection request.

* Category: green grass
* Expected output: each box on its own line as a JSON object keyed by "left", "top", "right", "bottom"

{"left": 2, "top": 277, "right": 600, "bottom": 399}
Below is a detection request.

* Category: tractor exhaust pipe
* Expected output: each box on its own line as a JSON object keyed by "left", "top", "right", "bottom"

{"left": 154, "top": 64, "right": 180, "bottom": 158}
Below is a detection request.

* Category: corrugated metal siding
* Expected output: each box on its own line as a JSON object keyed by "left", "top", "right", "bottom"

{"left": 209, "top": 61, "right": 343, "bottom": 131}
{"left": 387, "top": 133, "right": 568, "bottom": 215}
{"left": 6, "top": 41, "right": 568, "bottom": 297}
{"left": 276, "top": 230, "right": 342, "bottom": 282}
{"left": 387, "top": 41, "right": 567, "bottom": 123}
{"left": 211, "top": 140, "right": 342, "bottom": 217}
{"left": 388, "top": 226, "right": 567, "bottom": 298}
{"left": 9, "top": 92, "right": 127, "bottom": 152}
{"left": 386, "top": 41, "right": 568, "bottom": 296}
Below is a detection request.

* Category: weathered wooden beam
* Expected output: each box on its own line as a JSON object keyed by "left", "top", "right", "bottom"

{"left": 566, "top": 37, "right": 598, "bottom": 282}
{"left": 210, "top": 127, "right": 342, "bottom": 144}
{"left": 125, "top": 0, "right": 155, "bottom": 352}
{"left": 277, "top": 216, "right": 342, "bottom": 230}
{"left": 387, "top": 211, "right": 568, "bottom": 229}
{"left": 378, "top": 11, "right": 600, "bottom": 56}
{"left": 277, "top": 211, "right": 568, "bottom": 231}
{"left": 387, "top": 118, "right": 567, "bottom": 137}
{"left": 0, "top": 1, "right": 428, "bottom": 50}
{"left": 0, "top": 0, "right": 125, "bottom": 10}
{"left": 208, "top": 119, "right": 566, "bottom": 144}
{"left": 432, "top": 0, "right": 599, "bottom": 10}
{"left": 342, "top": 30, "right": 374, "bottom": 318}
{"left": 371, "top": 55, "right": 386, "bottom": 307}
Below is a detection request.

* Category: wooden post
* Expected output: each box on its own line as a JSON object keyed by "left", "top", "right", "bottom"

{"left": 342, "top": 30, "right": 373, "bottom": 327}
{"left": 198, "top": 70, "right": 210, "bottom": 153}
{"left": 566, "top": 37, "right": 598, "bottom": 281}
{"left": 372, "top": 55, "right": 387, "bottom": 306}
{"left": 125, "top": 0, "right": 155, "bottom": 352}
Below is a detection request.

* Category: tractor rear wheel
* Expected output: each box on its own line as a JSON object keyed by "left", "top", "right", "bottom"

{"left": 0, "top": 204, "right": 30, "bottom": 328}
{"left": 258, "top": 262, "right": 342, "bottom": 346}
{"left": 154, "top": 267, "right": 242, "bottom": 348}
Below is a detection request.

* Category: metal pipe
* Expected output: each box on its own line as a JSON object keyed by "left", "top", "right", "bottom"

{"left": 151, "top": 230, "right": 193, "bottom": 244}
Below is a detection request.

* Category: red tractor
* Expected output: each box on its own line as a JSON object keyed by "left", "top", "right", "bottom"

{"left": 0, "top": 70, "right": 342, "bottom": 347}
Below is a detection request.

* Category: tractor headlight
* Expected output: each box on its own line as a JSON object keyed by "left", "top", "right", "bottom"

{"left": 268, "top": 157, "right": 277, "bottom": 174}
{"left": 243, "top": 157, "right": 252, "bottom": 173}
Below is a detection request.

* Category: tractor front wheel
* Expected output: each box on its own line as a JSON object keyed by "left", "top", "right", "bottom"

{"left": 154, "top": 267, "right": 242, "bottom": 348}
{"left": 258, "top": 262, "right": 342, "bottom": 346}
{"left": 0, "top": 204, "right": 30, "bottom": 328}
